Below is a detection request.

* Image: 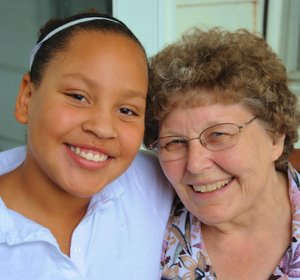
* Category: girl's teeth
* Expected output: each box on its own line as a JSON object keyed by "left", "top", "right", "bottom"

{"left": 192, "top": 178, "right": 232, "bottom": 193}
{"left": 70, "top": 146, "right": 108, "bottom": 162}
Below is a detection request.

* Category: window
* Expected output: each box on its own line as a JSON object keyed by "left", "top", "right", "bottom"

{"left": 267, "top": 0, "right": 300, "bottom": 94}
{"left": 0, "top": 0, "right": 112, "bottom": 150}
{"left": 50, "top": 0, "right": 112, "bottom": 18}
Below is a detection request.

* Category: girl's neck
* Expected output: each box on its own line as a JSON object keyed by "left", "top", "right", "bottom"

{"left": 0, "top": 163, "right": 90, "bottom": 256}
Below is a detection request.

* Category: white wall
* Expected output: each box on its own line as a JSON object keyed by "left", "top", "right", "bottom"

{"left": 114, "top": 0, "right": 266, "bottom": 54}
{"left": 113, "top": 0, "right": 163, "bottom": 57}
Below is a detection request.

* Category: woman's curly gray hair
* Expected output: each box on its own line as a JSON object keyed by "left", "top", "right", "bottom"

{"left": 144, "top": 27, "right": 300, "bottom": 171}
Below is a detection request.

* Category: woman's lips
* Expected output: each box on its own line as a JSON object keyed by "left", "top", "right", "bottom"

{"left": 191, "top": 177, "right": 233, "bottom": 193}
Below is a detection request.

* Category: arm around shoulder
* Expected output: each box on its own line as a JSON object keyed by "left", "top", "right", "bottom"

{"left": 131, "top": 149, "right": 175, "bottom": 215}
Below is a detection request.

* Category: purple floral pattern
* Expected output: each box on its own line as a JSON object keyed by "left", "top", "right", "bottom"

{"left": 160, "top": 164, "right": 300, "bottom": 279}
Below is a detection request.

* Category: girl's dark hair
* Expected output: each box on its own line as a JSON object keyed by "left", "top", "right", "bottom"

{"left": 30, "top": 10, "right": 147, "bottom": 85}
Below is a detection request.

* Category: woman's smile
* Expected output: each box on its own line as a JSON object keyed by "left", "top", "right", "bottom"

{"left": 190, "top": 177, "right": 233, "bottom": 193}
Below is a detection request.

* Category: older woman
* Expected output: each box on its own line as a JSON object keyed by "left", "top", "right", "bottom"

{"left": 144, "top": 28, "right": 300, "bottom": 279}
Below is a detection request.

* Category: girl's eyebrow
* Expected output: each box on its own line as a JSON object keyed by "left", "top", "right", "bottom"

{"left": 120, "top": 90, "right": 146, "bottom": 100}
{"left": 61, "top": 73, "right": 100, "bottom": 89}
{"left": 61, "top": 72, "right": 146, "bottom": 100}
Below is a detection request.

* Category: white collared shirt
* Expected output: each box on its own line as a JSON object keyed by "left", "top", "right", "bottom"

{"left": 0, "top": 146, "right": 174, "bottom": 280}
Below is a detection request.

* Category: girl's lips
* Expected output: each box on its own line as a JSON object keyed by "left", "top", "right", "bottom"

{"left": 69, "top": 145, "right": 109, "bottom": 162}
{"left": 190, "top": 177, "right": 234, "bottom": 193}
{"left": 64, "top": 144, "right": 113, "bottom": 170}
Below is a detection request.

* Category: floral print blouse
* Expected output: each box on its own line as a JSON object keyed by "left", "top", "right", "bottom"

{"left": 160, "top": 165, "right": 300, "bottom": 280}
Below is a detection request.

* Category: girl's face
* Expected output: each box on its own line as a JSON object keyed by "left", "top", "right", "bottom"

{"left": 16, "top": 31, "right": 148, "bottom": 198}
{"left": 158, "top": 100, "right": 285, "bottom": 226}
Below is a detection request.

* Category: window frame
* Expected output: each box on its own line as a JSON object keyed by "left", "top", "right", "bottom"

{"left": 267, "top": 0, "right": 300, "bottom": 94}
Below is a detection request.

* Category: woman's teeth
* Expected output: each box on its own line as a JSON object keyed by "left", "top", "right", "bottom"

{"left": 70, "top": 146, "right": 108, "bottom": 162}
{"left": 192, "top": 178, "right": 232, "bottom": 193}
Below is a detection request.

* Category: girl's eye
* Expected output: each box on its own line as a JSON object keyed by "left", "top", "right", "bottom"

{"left": 119, "top": 107, "right": 138, "bottom": 116}
{"left": 66, "top": 93, "right": 87, "bottom": 102}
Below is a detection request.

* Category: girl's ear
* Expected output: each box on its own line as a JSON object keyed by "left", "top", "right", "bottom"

{"left": 14, "top": 74, "right": 33, "bottom": 124}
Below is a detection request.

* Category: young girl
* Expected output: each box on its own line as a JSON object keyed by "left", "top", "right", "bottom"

{"left": 0, "top": 11, "right": 173, "bottom": 280}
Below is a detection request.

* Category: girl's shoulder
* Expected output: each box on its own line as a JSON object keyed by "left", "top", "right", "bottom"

{"left": 0, "top": 146, "right": 26, "bottom": 175}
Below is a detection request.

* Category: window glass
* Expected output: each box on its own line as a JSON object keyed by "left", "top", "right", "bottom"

{"left": 50, "top": 0, "right": 112, "bottom": 18}
{"left": 0, "top": 0, "right": 112, "bottom": 150}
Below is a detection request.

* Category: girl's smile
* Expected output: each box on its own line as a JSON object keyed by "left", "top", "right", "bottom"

{"left": 16, "top": 31, "right": 148, "bottom": 198}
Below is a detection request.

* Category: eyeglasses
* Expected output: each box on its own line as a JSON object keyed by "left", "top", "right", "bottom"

{"left": 150, "top": 117, "right": 257, "bottom": 161}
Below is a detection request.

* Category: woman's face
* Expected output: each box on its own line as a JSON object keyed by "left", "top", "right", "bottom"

{"left": 158, "top": 99, "right": 285, "bottom": 226}
{"left": 15, "top": 31, "right": 148, "bottom": 198}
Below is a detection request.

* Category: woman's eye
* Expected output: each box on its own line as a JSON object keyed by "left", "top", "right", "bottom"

{"left": 164, "top": 138, "right": 186, "bottom": 151}
{"left": 169, "top": 138, "right": 186, "bottom": 145}
{"left": 210, "top": 131, "right": 226, "bottom": 137}
{"left": 206, "top": 131, "right": 230, "bottom": 144}
{"left": 119, "top": 107, "right": 138, "bottom": 116}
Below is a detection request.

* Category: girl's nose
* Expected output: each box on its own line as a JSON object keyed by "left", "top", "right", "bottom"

{"left": 82, "top": 108, "right": 118, "bottom": 139}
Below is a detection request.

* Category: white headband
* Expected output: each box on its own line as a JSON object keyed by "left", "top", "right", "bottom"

{"left": 29, "top": 16, "right": 121, "bottom": 69}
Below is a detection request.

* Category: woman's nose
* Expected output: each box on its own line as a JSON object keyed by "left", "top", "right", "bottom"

{"left": 185, "top": 140, "right": 213, "bottom": 174}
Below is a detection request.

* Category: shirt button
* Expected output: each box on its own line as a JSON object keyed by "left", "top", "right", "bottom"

{"left": 74, "top": 247, "right": 82, "bottom": 254}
